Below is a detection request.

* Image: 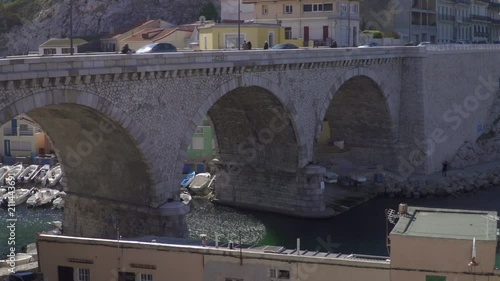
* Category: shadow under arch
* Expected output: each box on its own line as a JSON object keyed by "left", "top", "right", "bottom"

{"left": 183, "top": 75, "right": 309, "bottom": 173}
{"left": 0, "top": 89, "right": 166, "bottom": 238}
{"left": 318, "top": 72, "right": 397, "bottom": 169}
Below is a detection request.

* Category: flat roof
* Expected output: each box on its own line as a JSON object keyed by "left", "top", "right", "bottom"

{"left": 391, "top": 206, "right": 498, "bottom": 241}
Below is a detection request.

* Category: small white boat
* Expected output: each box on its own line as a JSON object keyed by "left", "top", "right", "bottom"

{"left": 0, "top": 187, "right": 35, "bottom": 207}
{"left": 34, "top": 164, "right": 50, "bottom": 183}
{"left": 188, "top": 173, "right": 212, "bottom": 195}
{"left": 17, "top": 164, "right": 40, "bottom": 183}
{"left": 324, "top": 171, "right": 338, "bottom": 184}
{"left": 6, "top": 163, "right": 24, "bottom": 182}
{"left": 180, "top": 191, "right": 192, "bottom": 204}
{"left": 43, "top": 165, "right": 62, "bottom": 187}
{"left": 0, "top": 166, "right": 11, "bottom": 183}
{"left": 0, "top": 253, "right": 34, "bottom": 267}
{"left": 26, "top": 188, "right": 60, "bottom": 208}
{"left": 180, "top": 171, "right": 196, "bottom": 188}
{"left": 52, "top": 195, "right": 65, "bottom": 209}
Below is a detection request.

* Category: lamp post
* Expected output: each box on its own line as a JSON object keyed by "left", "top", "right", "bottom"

{"left": 408, "top": 0, "right": 412, "bottom": 43}
{"left": 347, "top": 0, "right": 351, "bottom": 47}
{"left": 70, "top": 0, "right": 74, "bottom": 55}
{"left": 238, "top": 0, "right": 241, "bottom": 50}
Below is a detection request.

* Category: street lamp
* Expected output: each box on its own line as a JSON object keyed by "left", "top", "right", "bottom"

{"left": 238, "top": 0, "right": 241, "bottom": 50}
{"left": 408, "top": 0, "right": 412, "bottom": 43}
{"left": 69, "top": 0, "right": 73, "bottom": 55}
{"left": 347, "top": 0, "right": 351, "bottom": 47}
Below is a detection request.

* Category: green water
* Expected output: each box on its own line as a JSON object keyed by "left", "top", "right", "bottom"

{"left": 3, "top": 187, "right": 500, "bottom": 259}
{"left": 0, "top": 205, "right": 63, "bottom": 257}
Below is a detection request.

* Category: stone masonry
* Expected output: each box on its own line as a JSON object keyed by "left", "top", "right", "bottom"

{"left": 0, "top": 45, "right": 499, "bottom": 238}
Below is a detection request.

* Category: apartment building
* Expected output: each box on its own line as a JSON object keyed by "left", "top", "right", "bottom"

{"left": 362, "top": 0, "right": 500, "bottom": 44}
{"left": 437, "top": 0, "right": 500, "bottom": 43}
{"left": 241, "top": 0, "right": 361, "bottom": 47}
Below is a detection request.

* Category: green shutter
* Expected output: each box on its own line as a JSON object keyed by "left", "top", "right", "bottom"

{"left": 426, "top": 275, "right": 446, "bottom": 281}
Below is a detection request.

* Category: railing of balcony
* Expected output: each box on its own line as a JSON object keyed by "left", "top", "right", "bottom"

{"left": 489, "top": 1, "right": 500, "bottom": 8}
{"left": 438, "top": 14, "right": 456, "bottom": 21}
{"left": 478, "top": 0, "right": 490, "bottom": 3}
{"left": 3, "top": 127, "right": 34, "bottom": 136}
{"left": 454, "top": 0, "right": 472, "bottom": 4}
{"left": 471, "top": 14, "right": 491, "bottom": 21}
{"left": 492, "top": 18, "right": 500, "bottom": 24}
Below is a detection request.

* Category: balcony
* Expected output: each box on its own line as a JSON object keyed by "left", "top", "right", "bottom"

{"left": 492, "top": 18, "right": 500, "bottom": 24}
{"left": 453, "top": 0, "right": 472, "bottom": 4}
{"left": 477, "top": 0, "right": 490, "bottom": 3}
{"left": 471, "top": 14, "right": 491, "bottom": 22}
{"left": 489, "top": 1, "right": 500, "bottom": 9}
{"left": 3, "top": 126, "right": 34, "bottom": 136}
{"left": 438, "top": 14, "right": 456, "bottom": 21}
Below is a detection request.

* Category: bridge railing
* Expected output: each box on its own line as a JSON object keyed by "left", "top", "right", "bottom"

{"left": 425, "top": 44, "right": 500, "bottom": 52}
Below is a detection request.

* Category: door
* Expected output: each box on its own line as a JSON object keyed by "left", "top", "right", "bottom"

{"left": 58, "top": 266, "right": 74, "bottom": 281}
{"left": 323, "top": 26, "right": 329, "bottom": 41}
{"left": 268, "top": 32, "right": 275, "bottom": 47}
{"left": 118, "top": 272, "right": 136, "bottom": 281}
{"left": 4, "top": 140, "right": 10, "bottom": 156}
{"left": 304, "top": 26, "right": 309, "bottom": 46}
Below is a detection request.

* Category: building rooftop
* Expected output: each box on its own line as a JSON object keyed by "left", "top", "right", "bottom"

{"left": 39, "top": 38, "right": 88, "bottom": 48}
{"left": 391, "top": 206, "right": 498, "bottom": 241}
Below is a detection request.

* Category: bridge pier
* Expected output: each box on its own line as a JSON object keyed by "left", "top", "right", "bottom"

{"left": 210, "top": 162, "right": 334, "bottom": 218}
{"left": 62, "top": 193, "right": 189, "bottom": 239}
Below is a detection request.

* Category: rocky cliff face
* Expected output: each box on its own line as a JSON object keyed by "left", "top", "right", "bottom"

{"left": 1, "top": 0, "right": 215, "bottom": 56}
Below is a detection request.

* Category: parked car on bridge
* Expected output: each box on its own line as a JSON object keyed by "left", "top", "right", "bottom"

{"left": 418, "top": 42, "right": 432, "bottom": 46}
{"left": 135, "top": 43, "right": 177, "bottom": 53}
{"left": 357, "top": 42, "right": 378, "bottom": 48}
{"left": 271, "top": 43, "right": 299, "bottom": 49}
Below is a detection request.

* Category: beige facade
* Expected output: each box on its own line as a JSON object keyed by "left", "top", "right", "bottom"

{"left": 242, "top": 0, "right": 360, "bottom": 46}
{"left": 36, "top": 234, "right": 390, "bottom": 281}
{"left": 0, "top": 116, "right": 51, "bottom": 157}
{"left": 35, "top": 206, "right": 500, "bottom": 281}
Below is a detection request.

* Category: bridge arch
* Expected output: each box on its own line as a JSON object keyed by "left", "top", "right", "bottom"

{"left": 181, "top": 74, "right": 308, "bottom": 174}
{"left": 0, "top": 89, "right": 169, "bottom": 237}
{"left": 179, "top": 74, "right": 326, "bottom": 217}
{"left": 317, "top": 68, "right": 397, "bottom": 168}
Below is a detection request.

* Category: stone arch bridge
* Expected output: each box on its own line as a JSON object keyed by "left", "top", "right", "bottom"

{"left": 0, "top": 45, "right": 499, "bottom": 238}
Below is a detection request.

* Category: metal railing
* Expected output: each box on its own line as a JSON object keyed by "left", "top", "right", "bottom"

{"left": 3, "top": 127, "right": 34, "bottom": 136}
{"left": 471, "top": 14, "right": 491, "bottom": 22}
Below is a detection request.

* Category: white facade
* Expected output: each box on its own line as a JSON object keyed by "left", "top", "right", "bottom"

{"left": 220, "top": 0, "right": 255, "bottom": 21}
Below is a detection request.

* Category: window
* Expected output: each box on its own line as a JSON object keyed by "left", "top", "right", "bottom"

{"left": 426, "top": 275, "right": 446, "bottom": 281}
{"left": 43, "top": 48, "right": 56, "bottom": 55}
{"left": 62, "top": 47, "right": 74, "bottom": 54}
{"left": 262, "top": 5, "right": 268, "bottom": 15}
{"left": 77, "top": 268, "right": 90, "bottom": 281}
{"left": 118, "top": 272, "right": 135, "bottom": 281}
{"left": 350, "top": 3, "right": 358, "bottom": 14}
{"left": 323, "top": 3, "right": 333, "bottom": 11}
{"left": 284, "top": 4, "right": 293, "bottom": 14}
{"left": 285, "top": 27, "right": 292, "bottom": 39}
{"left": 192, "top": 137, "right": 204, "bottom": 150}
{"left": 341, "top": 3, "right": 347, "bottom": 16}
{"left": 303, "top": 3, "right": 324, "bottom": 12}
{"left": 224, "top": 34, "right": 245, "bottom": 49}
{"left": 139, "top": 273, "right": 153, "bottom": 281}
{"left": 278, "top": 270, "right": 290, "bottom": 279}
{"left": 270, "top": 269, "right": 277, "bottom": 278}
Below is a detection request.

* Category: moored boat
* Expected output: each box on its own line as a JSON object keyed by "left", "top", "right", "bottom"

{"left": 43, "top": 165, "right": 62, "bottom": 187}
{"left": 0, "top": 187, "right": 36, "bottom": 207}
{"left": 188, "top": 172, "right": 212, "bottom": 195}
{"left": 34, "top": 164, "right": 50, "bottom": 183}
{"left": 180, "top": 191, "right": 192, "bottom": 204}
{"left": 17, "top": 164, "right": 40, "bottom": 183}
{"left": 52, "top": 193, "right": 65, "bottom": 209}
{"left": 180, "top": 171, "right": 196, "bottom": 188}
{"left": 0, "top": 166, "right": 11, "bottom": 184}
{"left": 0, "top": 253, "right": 34, "bottom": 268}
{"left": 26, "top": 188, "right": 60, "bottom": 208}
{"left": 6, "top": 163, "right": 24, "bottom": 181}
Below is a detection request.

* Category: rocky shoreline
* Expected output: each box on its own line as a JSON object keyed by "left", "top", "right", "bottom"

{"left": 375, "top": 161, "right": 500, "bottom": 199}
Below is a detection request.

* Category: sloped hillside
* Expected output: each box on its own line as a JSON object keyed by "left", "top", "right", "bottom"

{"left": 0, "top": 0, "right": 216, "bottom": 56}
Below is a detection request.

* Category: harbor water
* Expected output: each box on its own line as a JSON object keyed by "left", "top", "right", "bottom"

{"left": 3, "top": 187, "right": 500, "bottom": 258}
